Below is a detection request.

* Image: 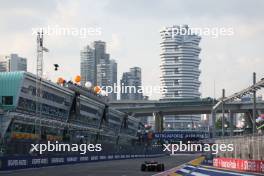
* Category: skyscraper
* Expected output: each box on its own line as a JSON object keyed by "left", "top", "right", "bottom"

{"left": 109, "top": 59, "right": 117, "bottom": 100}
{"left": 93, "top": 41, "right": 107, "bottom": 64}
{"left": 0, "top": 55, "right": 9, "bottom": 72}
{"left": 160, "top": 25, "right": 201, "bottom": 130}
{"left": 9, "top": 54, "right": 27, "bottom": 72}
{"left": 80, "top": 41, "right": 117, "bottom": 100}
{"left": 80, "top": 46, "right": 96, "bottom": 85}
{"left": 120, "top": 67, "right": 143, "bottom": 100}
{"left": 0, "top": 54, "right": 27, "bottom": 72}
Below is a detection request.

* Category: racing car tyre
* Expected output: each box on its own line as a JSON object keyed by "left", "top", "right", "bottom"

{"left": 161, "top": 164, "right": 165, "bottom": 171}
{"left": 141, "top": 164, "right": 146, "bottom": 171}
{"left": 157, "top": 164, "right": 162, "bottom": 171}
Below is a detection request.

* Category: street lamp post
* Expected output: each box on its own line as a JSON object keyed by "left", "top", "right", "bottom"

{"left": 222, "top": 89, "right": 225, "bottom": 137}
{"left": 253, "top": 72, "right": 256, "bottom": 135}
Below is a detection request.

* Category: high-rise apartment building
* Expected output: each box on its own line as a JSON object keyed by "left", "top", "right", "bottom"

{"left": 0, "top": 54, "right": 27, "bottom": 72}
{"left": 80, "top": 46, "right": 96, "bottom": 85}
{"left": 160, "top": 25, "right": 201, "bottom": 130}
{"left": 120, "top": 67, "right": 143, "bottom": 100}
{"left": 0, "top": 55, "right": 9, "bottom": 72}
{"left": 9, "top": 54, "right": 27, "bottom": 72}
{"left": 109, "top": 59, "right": 117, "bottom": 100}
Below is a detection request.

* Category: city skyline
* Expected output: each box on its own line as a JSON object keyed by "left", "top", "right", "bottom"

{"left": 0, "top": 1, "right": 264, "bottom": 174}
{"left": 0, "top": 0, "right": 264, "bottom": 100}
{"left": 81, "top": 41, "right": 117, "bottom": 100}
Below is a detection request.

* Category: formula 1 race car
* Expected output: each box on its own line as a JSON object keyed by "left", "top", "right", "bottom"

{"left": 141, "top": 161, "right": 165, "bottom": 172}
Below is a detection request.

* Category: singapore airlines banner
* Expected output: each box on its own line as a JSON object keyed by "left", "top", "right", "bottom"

{"left": 154, "top": 131, "right": 209, "bottom": 140}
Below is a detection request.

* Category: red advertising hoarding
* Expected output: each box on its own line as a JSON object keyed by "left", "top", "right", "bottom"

{"left": 213, "top": 157, "right": 264, "bottom": 173}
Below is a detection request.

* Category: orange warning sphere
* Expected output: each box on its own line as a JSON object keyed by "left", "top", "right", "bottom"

{"left": 93, "top": 86, "right": 101, "bottom": 94}
{"left": 57, "top": 77, "right": 64, "bottom": 84}
{"left": 74, "top": 75, "right": 81, "bottom": 83}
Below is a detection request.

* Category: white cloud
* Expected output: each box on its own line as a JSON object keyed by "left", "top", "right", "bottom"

{"left": 108, "top": 33, "right": 121, "bottom": 53}
{"left": 0, "top": 0, "right": 264, "bottom": 100}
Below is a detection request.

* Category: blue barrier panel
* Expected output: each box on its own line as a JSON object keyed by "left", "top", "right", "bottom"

{"left": 202, "top": 159, "right": 213, "bottom": 165}
{"left": 0, "top": 153, "right": 165, "bottom": 170}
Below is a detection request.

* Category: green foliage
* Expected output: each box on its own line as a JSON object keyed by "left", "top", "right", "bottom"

{"left": 215, "top": 117, "right": 231, "bottom": 129}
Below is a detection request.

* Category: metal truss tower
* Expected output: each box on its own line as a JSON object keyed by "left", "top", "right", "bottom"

{"left": 37, "top": 31, "right": 49, "bottom": 78}
{"left": 36, "top": 31, "right": 48, "bottom": 120}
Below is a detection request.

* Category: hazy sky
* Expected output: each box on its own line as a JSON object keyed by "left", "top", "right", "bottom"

{"left": 0, "top": 0, "right": 264, "bottom": 99}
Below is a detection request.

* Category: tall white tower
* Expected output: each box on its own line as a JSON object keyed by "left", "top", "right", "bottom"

{"left": 160, "top": 25, "right": 201, "bottom": 130}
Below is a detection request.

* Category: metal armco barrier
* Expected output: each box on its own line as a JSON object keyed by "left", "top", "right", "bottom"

{"left": 0, "top": 153, "right": 164, "bottom": 170}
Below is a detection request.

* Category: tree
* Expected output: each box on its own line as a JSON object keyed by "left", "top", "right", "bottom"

{"left": 215, "top": 117, "right": 231, "bottom": 129}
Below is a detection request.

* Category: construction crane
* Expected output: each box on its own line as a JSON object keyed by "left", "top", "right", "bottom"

{"left": 36, "top": 31, "right": 49, "bottom": 123}
{"left": 36, "top": 31, "right": 49, "bottom": 77}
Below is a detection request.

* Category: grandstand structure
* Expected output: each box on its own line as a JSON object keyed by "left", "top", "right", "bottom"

{"left": 0, "top": 71, "right": 154, "bottom": 155}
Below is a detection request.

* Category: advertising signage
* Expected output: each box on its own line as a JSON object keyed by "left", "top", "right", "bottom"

{"left": 154, "top": 131, "right": 209, "bottom": 140}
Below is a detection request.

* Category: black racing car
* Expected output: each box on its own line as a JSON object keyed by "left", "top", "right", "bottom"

{"left": 141, "top": 161, "right": 165, "bottom": 172}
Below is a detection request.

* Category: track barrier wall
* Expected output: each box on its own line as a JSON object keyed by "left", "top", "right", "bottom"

{"left": 0, "top": 153, "right": 165, "bottom": 171}
{"left": 213, "top": 157, "right": 264, "bottom": 173}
